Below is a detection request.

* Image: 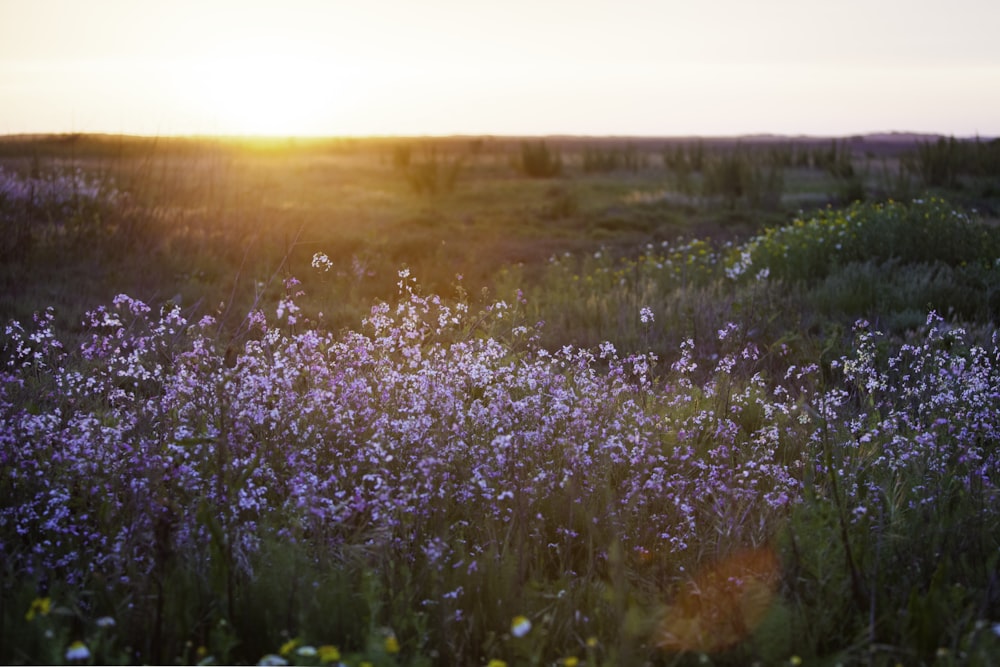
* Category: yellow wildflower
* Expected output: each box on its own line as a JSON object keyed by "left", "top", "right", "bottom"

{"left": 318, "top": 644, "right": 341, "bottom": 663}
{"left": 562, "top": 657, "right": 580, "bottom": 667}
{"left": 279, "top": 638, "right": 300, "bottom": 657}
{"left": 384, "top": 633, "right": 400, "bottom": 654}
{"left": 25, "top": 597, "right": 51, "bottom": 621}
{"left": 486, "top": 660, "right": 507, "bottom": 667}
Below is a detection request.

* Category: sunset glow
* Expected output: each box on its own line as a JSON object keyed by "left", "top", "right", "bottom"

{"left": 174, "top": 55, "right": 349, "bottom": 136}
{"left": 2, "top": 0, "right": 999, "bottom": 137}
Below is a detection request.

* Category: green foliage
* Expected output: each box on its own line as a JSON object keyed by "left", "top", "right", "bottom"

{"left": 517, "top": 198, "right": 1000, "bottom": 374}
{"left": 809, "top": 259, "right": 1000, "bottom": 324}
{"left": 908, "top": 135, "right": 1000, "bottom": 193}
{"left": 915, "top": 136, "right": 963, "bottom": 189}
{"left": 903, "top": 137, "right": 1000, "bottom": 198}
{"left": 702, "top": 151, "right": 748, "bottom": 208}
{"left": 775, "top": 318, "right": 1000, "bottom": 665}
{"left": 509, "top": 241, "right": 739, "bottom": 360}
{"left": 748, "top": 198, "right": 1000, "bottom": 285}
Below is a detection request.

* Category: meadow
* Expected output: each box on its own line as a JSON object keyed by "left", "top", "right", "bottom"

{"left": 2, "top": 133, "right": 1000, "bottom": 666}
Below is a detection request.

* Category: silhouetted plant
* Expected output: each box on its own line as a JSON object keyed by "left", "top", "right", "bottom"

{"left": 701, "top": 149, "right": 784, "bottom": 210}
{"left": 908, "top": 135, "right": 1000, "bottom": 190}
{"left": 582, "top": 147, "right": 620, "bottom": 173}
{"left": 519, "top": 141, "right": 561, "bottom": 178}
{"left": 830, "top": 169, "right": 867, "bottom": 204}
{"left": 702, "top": 150, "right": 748, "bottom": 209}
{"left": 401, "top": 147, "right": 465, "bottom": 195}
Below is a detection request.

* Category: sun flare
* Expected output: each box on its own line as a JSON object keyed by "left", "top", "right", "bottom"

{"left": 178, "top": 54, "right": 353, "bottom": 136}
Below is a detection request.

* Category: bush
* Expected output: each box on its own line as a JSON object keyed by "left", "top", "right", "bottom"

{"left": 747, "top": 198, "right": 1000, "bottom": 285}
{"left": 519, "top": 141, "right": 561, "bottom": 178}
{"left": 398, "top": 147, "right": 465, "bottom": 195}
{"left": 581, "top": 144, "right": 642, "bottom": 173}
{"left": 701, "top": 150, "right": 784, "bottom": 210}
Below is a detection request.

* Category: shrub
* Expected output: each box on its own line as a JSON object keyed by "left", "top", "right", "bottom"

{"left": 398, "top": 147, "right": 465, "bottom": 195}
{"left": 582, "top": 144, "right": 642, "bottom": 173}
{"left": 701, "top": 150, "right": 784, "bottom": 210}
{"left": 747, "top": 198, "right": 1000, "bottom": 285}
{"left": 519, "top": 141, "right": 561, "bottom": 178}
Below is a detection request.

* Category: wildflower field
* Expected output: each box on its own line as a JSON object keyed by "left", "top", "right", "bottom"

{"left": 2, "top": 136, "right": 1000, "bottom": 665}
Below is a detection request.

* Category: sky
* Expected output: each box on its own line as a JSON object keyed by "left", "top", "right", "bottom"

{"left": 1, "top": 0, "right": 999, "bottom": 138}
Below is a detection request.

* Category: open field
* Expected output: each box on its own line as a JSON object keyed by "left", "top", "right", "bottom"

{"left": 2, "top": 134, "right": 1000, "bottom": 665}
{"left": 2, "top": 133, "right": 996, "bottom": 333}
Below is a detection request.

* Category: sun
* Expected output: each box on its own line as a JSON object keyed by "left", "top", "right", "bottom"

{"left": 178, "top": 54, "right": 349, "bottom": 136}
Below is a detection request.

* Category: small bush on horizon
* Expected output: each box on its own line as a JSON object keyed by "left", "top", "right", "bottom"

{"left": 581, "top": 144, "right": 643, "bottom": 174}
{"left": 700, "top": 150, "right": 785, "bottom": 211}
{"left": 395, "top": 146, "right": 465, "bottom": 196}
{"left": 519, "top": 141, "right": 562, "bottom": 178}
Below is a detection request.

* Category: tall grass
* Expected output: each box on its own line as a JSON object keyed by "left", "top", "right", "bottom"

{"left": 910, "top": 136, "right": 1000, "bottom": 192}
{"left": 518, "top": 198, "right": 1000, "bottom": 367}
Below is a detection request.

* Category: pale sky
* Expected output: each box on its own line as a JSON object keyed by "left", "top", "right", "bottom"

{"left": 1, "top": 0, "right": 998, "bottom": 137}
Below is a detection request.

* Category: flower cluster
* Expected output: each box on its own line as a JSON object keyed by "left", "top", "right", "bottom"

{"left": 2, "top": 276, "right": 999, "bottom": 663}
{"left": 1, "top": 279, "right": 823, "bottom": 586}
{"left": 828, "top": 313, "right": 1000, "bottom": 516}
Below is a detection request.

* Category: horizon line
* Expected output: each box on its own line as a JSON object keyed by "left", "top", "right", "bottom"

{"left": 2, "top": 129, "right": 997, "bottom": 142}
